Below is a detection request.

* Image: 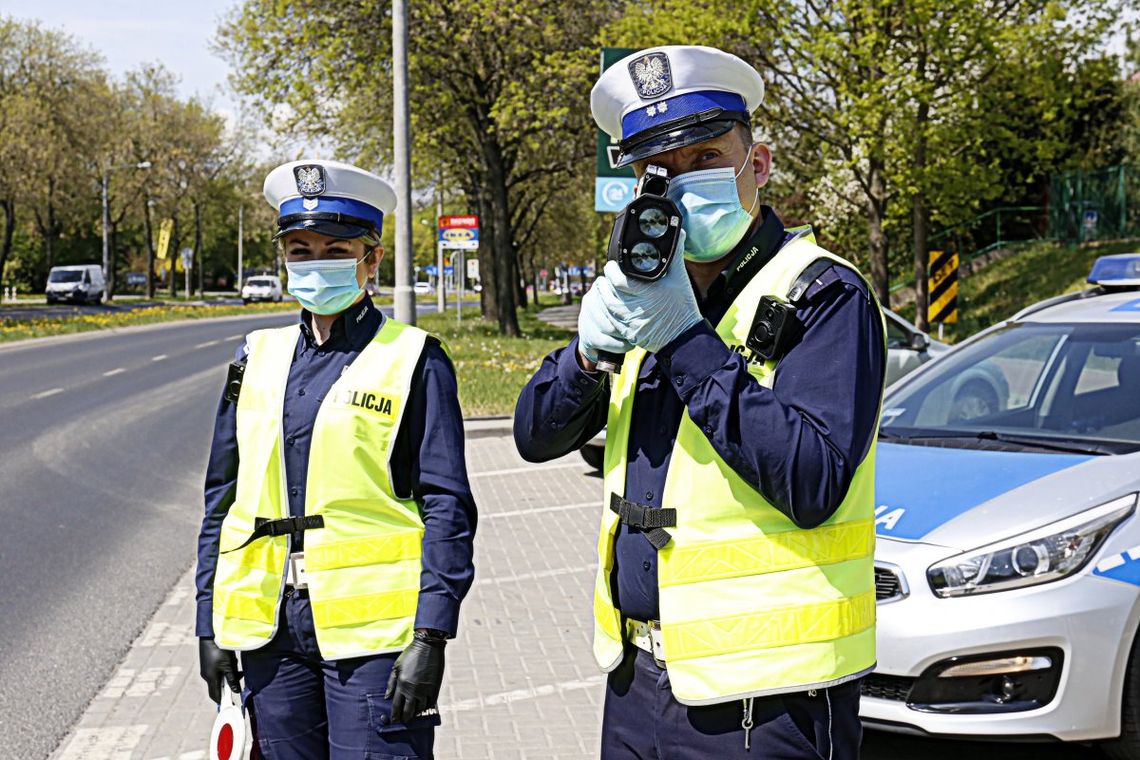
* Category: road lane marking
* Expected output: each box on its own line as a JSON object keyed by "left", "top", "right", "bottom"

{"left": 225, "top": 334, "right": 244, "bottom": 340}
{"left": 151, "top": 354, "right": 168, "bottom": 362}
{"left": 194, "top": 340, "right": 219, "bottom": 348}
{"left": 103, "top": 367, "right": 125, "bottom": 377}
{"left": 475, "top": 564, "right": 593, "bottom": 587}
{"left": 31, "top": 387, "right": 63, "bottom": 399}
{"left": 485, "top": 501, "right": 596, "bottom": 519}
{"left": 442, "top": 675, "right": 607, "bottom": 713}
{"left": 470, "top": 462, "right": 589, "bottom": 478}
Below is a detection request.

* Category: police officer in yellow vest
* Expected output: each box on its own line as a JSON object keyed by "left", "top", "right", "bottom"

{"left": 515, "top": 47, "right": 886, "bottom": 758}
{"left": 195, "top": 160, "right": 476, "bottom": 759}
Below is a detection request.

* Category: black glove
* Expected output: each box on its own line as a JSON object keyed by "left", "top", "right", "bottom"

{"left": 199, "top": 636, "right": 241, "bottom": 704}
{"left": 386, "top": 629, "right": 447, "bottom": 723}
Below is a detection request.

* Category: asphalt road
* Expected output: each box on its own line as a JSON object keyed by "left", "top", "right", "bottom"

{"left": 0, "top": 308, "right": 1112, "bottom": 759}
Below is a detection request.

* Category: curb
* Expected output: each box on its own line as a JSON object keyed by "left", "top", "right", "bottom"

{"left": 463, "top": 416, "right": 513, "bottom": 439}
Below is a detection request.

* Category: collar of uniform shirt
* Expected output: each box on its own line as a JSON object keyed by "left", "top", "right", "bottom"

{"left": 717, "top": 205, "right": 786, "bottom": 300}
{"left": 298, "top": 293, "right": 384, "bottom": 351}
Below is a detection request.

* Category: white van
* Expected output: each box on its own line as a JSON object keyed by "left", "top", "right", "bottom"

{"left": 45, "top": 265, "right": 105, "bottom": 305}
{"left": 241, "top": 275, "right": 283, "bottom": 304}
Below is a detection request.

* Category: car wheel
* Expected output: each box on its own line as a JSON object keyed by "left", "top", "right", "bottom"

{"left": 580, "top": 443, "right": 605, "bottom": 471}
{"left": 949, "top": 380, "right": 999, "bottom": 423}
{"left": 275, "top": 294, "right": 282, "bottom": 302}
{"left": 1103, "top": 629, "right": 1140, "bottom": 760}
{"left": 242, "top": 298, "right": 250, "bottom": 305}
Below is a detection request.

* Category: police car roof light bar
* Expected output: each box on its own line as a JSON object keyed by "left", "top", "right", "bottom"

{"left": 1088, "top": 254, "right": 1140, "bottom": 289}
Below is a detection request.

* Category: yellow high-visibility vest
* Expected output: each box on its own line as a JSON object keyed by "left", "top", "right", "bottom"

{"left": 212, "top": 318, "right": 431, "bottom": 660}
{"left": 593, "top": 231, "right": 885, "bottom": 705}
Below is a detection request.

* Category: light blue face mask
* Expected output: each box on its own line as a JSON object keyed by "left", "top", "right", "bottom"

{"left": 666, "top": 152, "right": 760, "bottom": 263}
{"left": 285, "top": 255, "right": 366, "bottom": 315}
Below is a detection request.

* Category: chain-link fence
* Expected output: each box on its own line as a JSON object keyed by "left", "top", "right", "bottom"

{"left": 1049, "top": 164, "right": 1140, "bottom": 243}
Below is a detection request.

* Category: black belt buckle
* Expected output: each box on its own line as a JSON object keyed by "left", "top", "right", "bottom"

{"left": 609, "top": 494, "right": 676, "bottom": 549}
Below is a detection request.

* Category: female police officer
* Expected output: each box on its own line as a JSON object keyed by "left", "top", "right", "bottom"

{"left": 515, "top": 47, "right": 885, "bottom": 759}
{"left": 195, "top": 159, "right": 476, "bottom": 759}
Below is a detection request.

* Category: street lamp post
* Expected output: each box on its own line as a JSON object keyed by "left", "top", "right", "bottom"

{"left": 101, "top": 160, "right": 152, "bottom": 300}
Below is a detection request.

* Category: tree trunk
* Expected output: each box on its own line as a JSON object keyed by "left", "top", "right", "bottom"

{"left": 866, "top": 160, "right": 890, "bottom": 308}
{"left": 911, "top": 52, "right": 931, "bottom": 331}
{"left": 194, "top": 201, "right": 204, "bottom": 297}
{"left": 142, "top": 197, "right": 155, "bottom": 300}
{"left": 108, "top": 223, "right": 119, "bottom": 300}
{"left": 0, "top": 199, "right": 15, "bottom": 290}
{"left": 481, "top": 136, "right": 519, "bottom": 336}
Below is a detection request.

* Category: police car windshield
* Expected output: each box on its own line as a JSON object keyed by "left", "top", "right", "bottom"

{"left": 881, "top": 322, "right": 1140, "bottom": 452}
{"left": 49, "top": 270, "right": 83, "bottom": 283}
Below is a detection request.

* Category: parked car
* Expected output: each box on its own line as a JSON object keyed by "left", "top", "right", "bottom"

{"left": 414, "top": 281, "right": 434, "bottom": 295}
{"left": 45, "top": 264, "right": 104, "bottom": 305}
{"left": 578, "top": 308, "right": 943, "bottom": 470}
{"left": 241, "top": 275, "right": 283, "bottom": 304}
{"left": 865, "top": 254, "right": 1140, "bottom": 756}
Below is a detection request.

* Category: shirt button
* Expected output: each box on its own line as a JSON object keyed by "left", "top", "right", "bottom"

{"left": 298, "top": 388, "right": 306, "bottom": 396}
{"left": 286, "top": 436, "right": 295, "bottom": 445}
{"left": 378, "top": 713, "right": 389, "bottom": 726}
{"left": 704, "top": 425, "right": 713, "bottom": 434}
{"left": 289, "top": 487, "right": 299, "bottom": 496}
{"left": 642, "top": 561, "right": 652, "bottom": 572}
{"left": 645, "top": 491, "right": 653, "bottom": 501}
{"left": 675, "top": 376, "right": 685, "bottom": 386}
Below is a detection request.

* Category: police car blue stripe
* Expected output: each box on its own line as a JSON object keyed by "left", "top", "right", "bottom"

{"left": 280, "top": 196, "right": 384, "bottom": 230}
{"left": 874, "top": 443, "right": 1092, "bottom": 540}
{"left": 1110, "top": 297, "right": 1140, "bottom": 313}
{"left": 621, "top": 90, "right": 746, "bottom": 140}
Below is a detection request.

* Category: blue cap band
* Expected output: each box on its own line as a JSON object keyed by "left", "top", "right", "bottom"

{"left": 621, "top": 90, "right": 747, "bottom": 141}
{"left": 279, "top": 196, "right": 384, "bottom": 232}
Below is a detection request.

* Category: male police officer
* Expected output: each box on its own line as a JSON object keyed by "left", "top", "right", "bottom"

{"left": 514, "top": 47, "right": 885, "bottom": 759}
{"left": 196, "top": 160, "right": 476, "bottom": 759}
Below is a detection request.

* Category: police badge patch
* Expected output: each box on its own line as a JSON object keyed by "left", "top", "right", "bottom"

{"left": 628, "top": 52, "right": 673, "bottom": 100}
{"left": 293, "top": 165, "right": 326, "bottom": 197}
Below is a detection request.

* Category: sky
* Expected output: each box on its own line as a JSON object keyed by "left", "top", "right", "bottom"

{"left": 0, "top": 0, "right": 241, "bottom": 119}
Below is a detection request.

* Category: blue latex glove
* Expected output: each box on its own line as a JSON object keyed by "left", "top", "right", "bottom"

{"left": 577, "top": 278, "right": 635, "bottom": 364}
{"left": 597, "top": 235, "right": 703, "bottom": 353}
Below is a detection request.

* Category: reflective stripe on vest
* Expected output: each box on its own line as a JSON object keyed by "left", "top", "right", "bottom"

{"left": 213, "top": 318, "right": 430, "bottom": 660}
{"left": 594, "top": 231, "right": 885, "bottom": 704}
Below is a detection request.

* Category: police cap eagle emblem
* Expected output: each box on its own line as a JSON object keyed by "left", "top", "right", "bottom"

{"left": 628, "top": 52, "right": 673, "bottom": 100}
{"left": 293, "top": 165, "right": 326, "bottom": 197}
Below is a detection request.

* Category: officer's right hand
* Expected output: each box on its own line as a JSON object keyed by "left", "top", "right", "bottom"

{"left": 577, "top": 277, "right": 634, "bottom": 367}
{"left": 198, "top": 636, "right": 241, "bottom": 704}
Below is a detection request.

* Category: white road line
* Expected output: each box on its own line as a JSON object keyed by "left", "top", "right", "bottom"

{"left": 225, "top": 334, "right": 244, "bottom": 341}
{"left": 485, "top": 501, "right": 596, "bottom": 519}
{"left": 441, "top": 675, "right": 607, "bottom": 713}
{"left": 475, "top": 564, "right": 593, "bottom": 587}
{"left": 470, "top": 462, "right": 589, "bottom": 478}
{"left": 31, "top": 387, "right": 63, "bottom": 399}
{"left": 194, "top": 339, "right": 219, "bottom": 348}
{"left": 102, "top": 367, "right": 125, "bottom": 377}
{"left": 151, "top": 354, "right": 168, "bottom": 362}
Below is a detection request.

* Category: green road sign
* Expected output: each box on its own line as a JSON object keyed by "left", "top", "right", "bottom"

{"left": 595, "top": 47, "right": 638, "bottom": 212}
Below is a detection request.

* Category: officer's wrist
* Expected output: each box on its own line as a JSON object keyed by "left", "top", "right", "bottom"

{"left": 414, "top": 628, "right": 449, "bottom": 644}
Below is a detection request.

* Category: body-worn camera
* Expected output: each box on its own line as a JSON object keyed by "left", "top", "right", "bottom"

{"left": 596, "top": 165, "right": 683, "bottom": 373}
{"left": 746, "top": 296, "right": 797, "bottom": 361}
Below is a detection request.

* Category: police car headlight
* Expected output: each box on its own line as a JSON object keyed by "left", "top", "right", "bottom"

{"left": 927, "top": 494, "right": 1136, "bottom": 598}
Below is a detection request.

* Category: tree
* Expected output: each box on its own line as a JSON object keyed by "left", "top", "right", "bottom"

{"left": 218, "top": 0, "right": 613, "bottom": 335}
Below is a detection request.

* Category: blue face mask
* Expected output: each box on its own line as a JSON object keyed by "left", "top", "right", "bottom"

{"left": 666, "top": 152, "right": 759, "bottom": 263}
{"left": 285, "top": 255, "right": 366, "bottom": 315}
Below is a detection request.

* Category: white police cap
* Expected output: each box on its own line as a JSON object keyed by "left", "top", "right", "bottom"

{"left": 591, "top": 45, "right": 764, "bottom": 167}
{"left": 264, "top": 159, "right": 397, "bottom": 240}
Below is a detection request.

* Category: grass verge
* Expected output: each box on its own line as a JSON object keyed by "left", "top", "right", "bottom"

{"left": 896, "top": 238, "right": 1140, "bottom": 340}
{"left": 0, "top": 301, "right": 296, "bottom": 343}
{"left": 418, "top": 308, "right": 572, "bottom": 417}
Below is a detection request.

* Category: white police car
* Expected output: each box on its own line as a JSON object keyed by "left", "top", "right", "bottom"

{"left": 864, "top": 254, "right": 1140, "bottom": 757}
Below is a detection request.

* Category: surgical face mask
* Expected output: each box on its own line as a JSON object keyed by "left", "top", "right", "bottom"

{"left": 666, "top": 151, "right": 759, "bottom": 263}
{"left": 285, "top": 254, "right": 367, "bottom": 315}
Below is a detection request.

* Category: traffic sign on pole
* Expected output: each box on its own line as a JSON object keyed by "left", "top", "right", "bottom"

{"left": 928, "top": 249, "right": 959, "bottom": 325}
{"left": 595, "top": 47, "right": 638, "bottom": 213}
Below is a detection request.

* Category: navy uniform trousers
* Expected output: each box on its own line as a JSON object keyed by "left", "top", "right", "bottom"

{"left": 242, "top": 589, "right": 438, "bottom": 760}
{"left": 601, "top": 647, "right": 862, "bottom": 760}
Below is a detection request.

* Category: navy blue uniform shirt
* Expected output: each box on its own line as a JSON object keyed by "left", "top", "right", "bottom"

{"left": 514, "top": 208, "right": 885, "bottom": 622}
{"left": 196, "top": 295, "right": 477, "bottom": 638}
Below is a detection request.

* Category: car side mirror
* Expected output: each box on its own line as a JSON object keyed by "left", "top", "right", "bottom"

{"left": 909, "top": 332, "right": 930, "bottom": 352}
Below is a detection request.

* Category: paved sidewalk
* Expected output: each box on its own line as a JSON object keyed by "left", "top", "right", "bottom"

{"left": 536, "top": 305, "right": 580, "bottom": 331}
{"left": 50, "top": 431, "right": 605, "bottom": 760}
